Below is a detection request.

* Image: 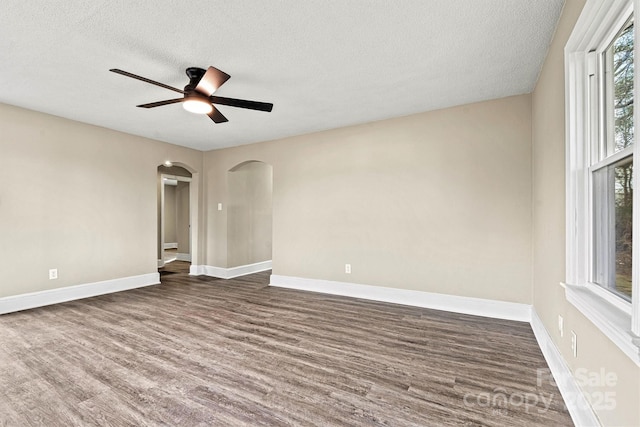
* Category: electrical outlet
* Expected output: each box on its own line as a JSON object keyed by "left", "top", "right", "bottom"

{"left": 49, "top": 269, "right": 58, "bottom": 280}
{"left": 345, "top": 264, "right": 351, "bottom": 274}
{"left": 217, "top": 203, "right": 222, "bottom": 211}
{"left": 558, "top": 315, "right": 564, "bottom": 337}
{"left": 571, "top": 331, "right": 577, "bottom": 357}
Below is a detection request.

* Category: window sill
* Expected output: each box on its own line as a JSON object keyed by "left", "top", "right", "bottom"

{"left": 565, "top": 284, "right": 640, "bottom": 366}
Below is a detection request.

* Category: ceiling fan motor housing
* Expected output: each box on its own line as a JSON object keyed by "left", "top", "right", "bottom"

{"left": 184, "top": 67, "right": 207, "bottom": 93}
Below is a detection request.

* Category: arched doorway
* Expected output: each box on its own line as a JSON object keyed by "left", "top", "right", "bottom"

{"left": 157, "top": 163, "right": 198, "bottom": 271}
{"left": 227, "top": 161, "right": 273, "bottom": 268}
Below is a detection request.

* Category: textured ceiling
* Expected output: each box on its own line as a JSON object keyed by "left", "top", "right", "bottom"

{"left": 0, "top": 1, "right": 565, "bottom": 151}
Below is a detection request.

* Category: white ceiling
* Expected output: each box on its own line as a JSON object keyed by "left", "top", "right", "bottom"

{"left": 0, "top": 1, "right": 565, "bottom": 151}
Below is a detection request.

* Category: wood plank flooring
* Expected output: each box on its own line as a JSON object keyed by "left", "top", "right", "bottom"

{"left": 0, "top": 262, "right": 573, "bottom": 426}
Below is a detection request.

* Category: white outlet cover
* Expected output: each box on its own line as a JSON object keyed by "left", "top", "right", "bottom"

{"left": 49, "top": 269, "right": 58, "bottom": 280}
{"left": 558, "top": 315, "right": 564, "bottom": 337}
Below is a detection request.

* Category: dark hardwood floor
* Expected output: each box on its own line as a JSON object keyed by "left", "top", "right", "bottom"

{"left": 0, "top": 262, "right": 573, "bottom": 426}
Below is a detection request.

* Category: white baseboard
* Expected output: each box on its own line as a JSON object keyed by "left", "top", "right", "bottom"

{"left": 0, "top": 273, "right": 160, "bottom": 315}
{"left": 530, "top": 310, "right": 600, "bottom": 427}
{"left": 190, "top": 264, "right": 205, "bottom": 276}
{"left": 269, "top": 275, "right": 531, "bottom": 322}
{"left": 176, "top": 253, "right": 191, "bottom": 262}
{"left": 164, "top": 243, "right": 178, "bottom": 249}
{"left": 190, "top": 260, "right": 272, "bottom": 279}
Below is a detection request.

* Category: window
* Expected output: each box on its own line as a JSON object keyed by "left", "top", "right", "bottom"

{"left": 566, "top": 0, "right": 640, "bottom": 364}
{"left": 591, "top": 17, "right": 634, "bottom": 302}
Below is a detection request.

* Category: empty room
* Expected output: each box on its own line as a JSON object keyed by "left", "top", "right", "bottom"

{"left": 1, "top": 0, "right": 639, "bottom": 426}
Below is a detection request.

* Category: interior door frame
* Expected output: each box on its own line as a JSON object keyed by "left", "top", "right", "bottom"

{"left": 159, "top": 173, "right": 192, "bottom": 268}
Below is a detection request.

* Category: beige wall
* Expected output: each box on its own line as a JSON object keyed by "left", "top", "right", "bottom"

{"left": 204, "top": 94, "right": 533, "bottom": 303}
{"left": 176, "top": 181, "right": 190, "bottom": 254}
{"left": 164, "top": 184, "right": 177, "bottom": 244}
{"left": 532, "top": 0, "right": 640, "bottom": 425}
{"left": 0, "top": 102, "right": 203, "bottom": 298}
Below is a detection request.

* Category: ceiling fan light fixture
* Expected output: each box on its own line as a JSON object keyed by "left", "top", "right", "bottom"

{"left": 183, "top": 97, "right": 213, "bottom": 114}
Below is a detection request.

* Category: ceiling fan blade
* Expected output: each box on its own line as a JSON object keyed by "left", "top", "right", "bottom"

{"left": 208, "top": 106, "right": 228, "bottom": 123}
{"left": 110, "top": 69, "right": 185, "bottom": 94}
{"left": 136, "top": 98, "right": 184, "bottom": 108}
{"left": 195, "top": 66, "right": 231, "bottom": 96}
{"left": 210, "top": 95, "right": 273, "bottom": 112}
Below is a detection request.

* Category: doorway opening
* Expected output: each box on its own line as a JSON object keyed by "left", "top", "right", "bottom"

{"left": 158, "top": 165, "right": 192, "bottom": 270}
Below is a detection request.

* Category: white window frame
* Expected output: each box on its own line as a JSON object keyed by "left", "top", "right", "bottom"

{"left": 565, "top": 0, "right": 640, "bottom": 365}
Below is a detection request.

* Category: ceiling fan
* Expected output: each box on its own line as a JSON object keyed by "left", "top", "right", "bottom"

{"left": 109, "top": 66, "right": 273, "bottom": 124}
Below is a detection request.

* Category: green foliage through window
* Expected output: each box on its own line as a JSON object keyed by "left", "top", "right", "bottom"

{"left": 609, "top": 18, "right": 634, "bottom": 299}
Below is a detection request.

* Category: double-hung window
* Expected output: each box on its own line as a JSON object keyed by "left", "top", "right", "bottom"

{"left": 591, "top": 15, "right": 634, "bottom": 302}
{"left": 566, "top": 0, "right": 640, "bottom": 364}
